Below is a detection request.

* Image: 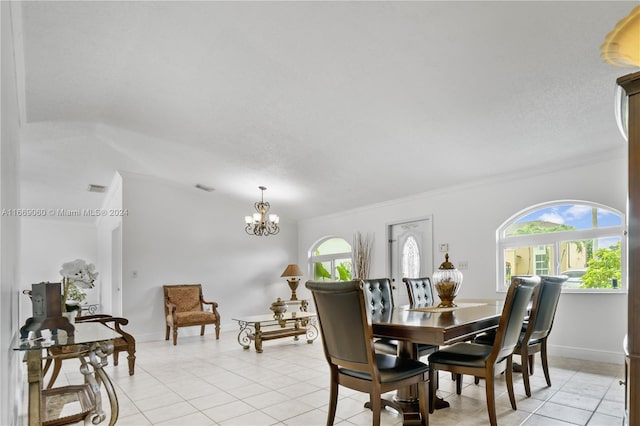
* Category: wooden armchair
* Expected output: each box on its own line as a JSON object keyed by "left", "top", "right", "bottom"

{"left": 43, "top": 314, "right": 136, "bottom": 389}
{"left": 163, "top": 284, "right": 220, "bottom": 345}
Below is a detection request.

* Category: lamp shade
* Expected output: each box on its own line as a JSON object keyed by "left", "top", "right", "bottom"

{"left": 281, "top": 264, "right": 303, "bottom": 278}
{"left": 601, "top": 5, "right": 640, "bottom": 68}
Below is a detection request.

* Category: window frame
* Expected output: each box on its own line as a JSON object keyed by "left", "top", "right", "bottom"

{"left": 496, "top": 200, "right": 626, "bottom": 293}
{"left": 308, "top": 236, "right": 352, "bottom": 281}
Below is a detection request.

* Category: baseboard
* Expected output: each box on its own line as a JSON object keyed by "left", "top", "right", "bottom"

{"left": 548, "top": 343, "right": 625, "bottom": 365}
{"left": 135, "top": 322, "right": 236, "bottom": 343}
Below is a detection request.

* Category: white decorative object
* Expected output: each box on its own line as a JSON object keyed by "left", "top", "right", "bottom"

{"left": 59, "top": 259, "right": 98, "bottom": 311}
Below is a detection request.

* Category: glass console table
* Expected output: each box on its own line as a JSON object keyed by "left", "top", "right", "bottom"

{"left": 12, "top": 322, "right": 120, "bottom": 426}
{"left": 232, "top": 312, "right": 318, "bottom": 353}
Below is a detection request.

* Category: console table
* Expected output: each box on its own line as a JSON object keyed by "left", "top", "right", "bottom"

{"left": 13, "top": 322, "right": 120, "bottom": 426}
{"left": 232, "top": 312, "right": 318, "bottom": 353}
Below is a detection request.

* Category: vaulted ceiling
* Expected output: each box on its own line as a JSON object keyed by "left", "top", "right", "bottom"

{"left": 12, "top": 1, "right": 637, "bottom": 222}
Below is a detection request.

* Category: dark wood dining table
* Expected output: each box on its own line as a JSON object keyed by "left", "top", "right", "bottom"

{"left": 371, "top": 299, "right": 504, "bottom": 424}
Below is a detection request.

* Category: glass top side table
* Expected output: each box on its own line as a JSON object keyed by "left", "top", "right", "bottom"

{"left": 231, "top": 311, "right": 318, "bottom": 353}
{"left": 12, "top": 322, "right": 120, "bottom": 426}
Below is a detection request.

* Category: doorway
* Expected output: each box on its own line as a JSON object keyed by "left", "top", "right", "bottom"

{"left": 388, "top": 217, "right": 434, "bottom": 305}
{"left": 111, "top": 224, "right": 122, "bottom": 316}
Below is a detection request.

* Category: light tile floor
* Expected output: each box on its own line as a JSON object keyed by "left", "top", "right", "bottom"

{"left": 40, "top": 330, "right": 625, "bottom": 425}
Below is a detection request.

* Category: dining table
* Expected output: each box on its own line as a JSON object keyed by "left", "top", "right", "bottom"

{"left": 370, "top": 299, "right": 505, "bottom": 425}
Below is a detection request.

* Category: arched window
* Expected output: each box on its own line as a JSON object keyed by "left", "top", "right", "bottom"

{"left": 402, "top": 236, "right": 420, "bottom": 278}
{"left": 309, "top": 237, "right": 352, "bottom": 281}
{"left": 497, "top": 201, "right": 625, "bottom": 292}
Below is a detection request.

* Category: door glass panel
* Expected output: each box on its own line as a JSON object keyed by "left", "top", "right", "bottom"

{"left": 402, "top": 236, "right": 420, "bottom": 278}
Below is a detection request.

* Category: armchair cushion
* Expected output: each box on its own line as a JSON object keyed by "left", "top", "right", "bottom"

{"left": 167, "top": 311, "right": 217, "bottom": 326}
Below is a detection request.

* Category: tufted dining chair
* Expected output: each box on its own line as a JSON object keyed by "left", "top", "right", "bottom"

{"left": 474, "top": 275, "right": 566, "bottom": 396}
{"left": 363, "top": 278, "right": 438, "bottom": 359}
{"left": 306, "top": 280, "right": 429, "bottom": 426}
{"left": 428, "top": 276, "right": 540, "bottom": 426}
{"left": 403, "top": 277, "right": 436, "bottom": 307}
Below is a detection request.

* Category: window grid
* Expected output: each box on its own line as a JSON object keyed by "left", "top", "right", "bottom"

{"left": 497, "top": 201, "right": 625, "bottom": 292}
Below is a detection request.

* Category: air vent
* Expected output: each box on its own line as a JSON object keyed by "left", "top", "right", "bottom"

{"left": 195, "top": 184, "right": 215, "bottom": 192}
{"left": 87, "top": 184, "right": 107, "bottom": 193}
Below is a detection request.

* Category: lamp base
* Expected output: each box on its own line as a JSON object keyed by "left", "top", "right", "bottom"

{"left": 287, "top": 278, "right": 299, "bottom": 301}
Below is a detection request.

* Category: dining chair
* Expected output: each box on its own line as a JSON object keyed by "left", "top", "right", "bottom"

{"left": 43, "top": 314, "right": 136, "bottom": 389}
{"left": 427, "top": 276, "right": 540, "bottom": 426}
{"left": 403, "top": 277, "right": 436, "bottom": 307}
{"left": 306, "top": 279, "right": 429, "bottom": 426}
{"left": 363, "top": 278, "right": 438, "bottom": 359}
{"left": 474, "top": 275, "right": 566, "bottom": 396}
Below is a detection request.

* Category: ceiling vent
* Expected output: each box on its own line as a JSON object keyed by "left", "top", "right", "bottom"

{"left": 87, "top": 184, "right": 107, "bottom": 193}
{"left": 195, "top": 184, "right": 215, "bottom": 192}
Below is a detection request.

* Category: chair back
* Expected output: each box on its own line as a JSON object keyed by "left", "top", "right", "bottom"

{"left": 526, "top": 275, "right": 566, "bottom": 341}
{"left": 306, "top": 280, "right": 376, "bottom": 373}
{"left": 163, "top": 284, "right": 203, "bottom": 315}
{"left": 490, "top": 276, "right": 540, "bottom": 362}
{"left": 403, "top": 277, "right": 435, "bottom": 307}
{"left": 362, "top": 278, "right": 394, "bottom": 317}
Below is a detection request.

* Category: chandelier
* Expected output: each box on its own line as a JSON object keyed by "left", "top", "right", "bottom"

{"left": 244, "top": 186, "right": 280, "bottom": 236}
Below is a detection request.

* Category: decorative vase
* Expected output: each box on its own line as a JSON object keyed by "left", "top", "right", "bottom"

{"left": 432, "top": 253, "right": 463, "bottom": 308}
{"left": 270, "top": 298, "right": 288, "bottom": 319}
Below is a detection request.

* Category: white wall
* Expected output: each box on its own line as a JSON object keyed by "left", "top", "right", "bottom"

{"left": 297, "top": 151, "right": 628, "bottom": 363}
{"left": 96, "top": 172, "right": 123, "bottom": 315}
{"left": 19, "top": 218, "right": 98, "bottom": 321}
{"left": 1, "top": 2, "right": 22, "bottom": 424}
{"left": 121, "top": 173, "right": 298, "bottom": 342}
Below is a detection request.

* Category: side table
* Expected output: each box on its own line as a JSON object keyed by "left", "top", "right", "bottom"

{"left": 13, "top": 322, "right": 120, "bottom": 426}
{"left": 232, "top": 311, "right": 318, "bottom": 353}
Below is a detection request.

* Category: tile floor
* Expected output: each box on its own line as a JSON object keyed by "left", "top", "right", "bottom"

{"left": 38, "top": 330, "right": 625, "bottom": 425}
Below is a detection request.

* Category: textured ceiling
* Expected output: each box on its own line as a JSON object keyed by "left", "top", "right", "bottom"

{"left": 13, "top": 1, "right": 637, "bottom": 222}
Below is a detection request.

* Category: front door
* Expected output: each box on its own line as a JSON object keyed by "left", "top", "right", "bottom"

{"left": 388, "top": 217, "right": 434, "bottom": 306}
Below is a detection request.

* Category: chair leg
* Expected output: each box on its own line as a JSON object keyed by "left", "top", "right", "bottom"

{"left": 172, "top": 327, "right": 178, "bottom": 345}
{"left": 43, "top": 357, "right": 52, "bottom": 376}
{"left": 371, "top": 391, "right": 382, "bottom": 426}
{"left": 113, "top": 350, "right": 120, "bottom": 366}
{"left": 485, "top": 371, "right": 497, "bottom": 426}
{"left": 456, "top": 373, "right": 463, "bottom": 395}
{"left": 46, "top": 359, "right": 63, "bottom": 389}
{"left": 541, "top": 339, "right": 552, "bottom": 387}
{"left": 520, "top": 347, "right": 532, "bottom": 397}
{"left": 429, "top": 367, "right": 437, "bottom": 413}
{"left": 418, "top": 375, "right": 429, "bottom": 426}
{"left": 327, "top": 371, "right": 339, "bottom": 426}
{"left": 127, "top": 352, "right": 136, "bottom": 375}
{"left": 506, "top": 356, "right": 517, "bottom": 410}
{"left": 200, "top": 325, "right": 205, "bottom": 336}
{"left": 529, "top": 354, "right": 535, "bottom": 374}
{"left": 215, "top": 322, "right": 220, "bottom": 339}
{"left": 165, "top": 325, "right": 170, "bottom": 340}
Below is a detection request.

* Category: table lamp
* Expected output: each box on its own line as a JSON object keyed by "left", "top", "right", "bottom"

{"left": 281, "top": 264, "right": 304, "bottom": 301}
